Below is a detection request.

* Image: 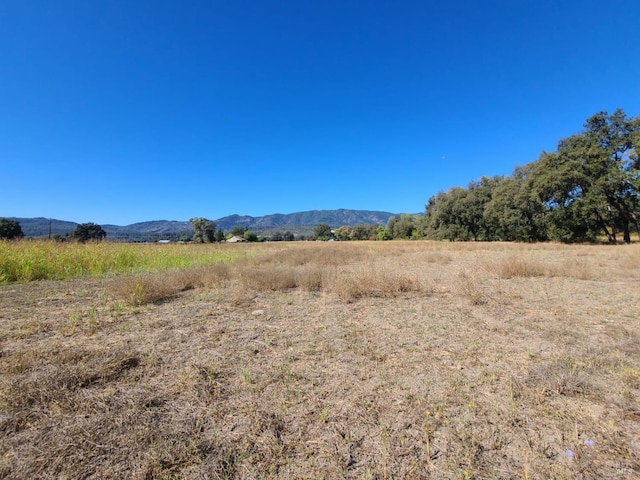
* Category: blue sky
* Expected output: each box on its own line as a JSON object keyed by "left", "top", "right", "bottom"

{"left": 2, "top": 0, "right": 639, "bottom": 225}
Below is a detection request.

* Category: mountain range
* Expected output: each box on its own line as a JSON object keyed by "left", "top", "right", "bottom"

{"left": 8, "top": 209, "right": 396, "bottom": 241}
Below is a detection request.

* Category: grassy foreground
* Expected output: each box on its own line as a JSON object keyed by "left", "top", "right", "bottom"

{"left": 1, "top": 241, "right": 639, "bottom": 479}
{"left": 0, "top": 241, "right": 246, "bottom": 283}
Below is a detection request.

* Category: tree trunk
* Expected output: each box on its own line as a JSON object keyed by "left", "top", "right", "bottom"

{"left": 623, "top": 222, "right": 631, "bottom": 244}
{"left": 595, "top": 210, "right": 615, "bottom": 243}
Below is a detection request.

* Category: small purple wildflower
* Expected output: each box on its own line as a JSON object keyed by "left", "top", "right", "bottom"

{"left": 585, "top": 439, "right": 594, "bottom": 447}
{"left": 565, "top": 449, "right": 575, "bottom": 457}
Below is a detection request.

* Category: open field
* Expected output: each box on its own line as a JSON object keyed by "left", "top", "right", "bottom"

{"left": 1, "top": 241, "right": 639, "bottom": 479}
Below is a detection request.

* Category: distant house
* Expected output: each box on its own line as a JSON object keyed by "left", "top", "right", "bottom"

{"left": 226, "top": 236, "right": 246, "bottom": 243}
{"left": 158, "top": 239, "right": 171, "bottom": 244}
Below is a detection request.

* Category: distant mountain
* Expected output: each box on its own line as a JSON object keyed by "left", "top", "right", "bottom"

{"left": 7, "top": 209, "right": 397, "bottom": 240}
{"left": 215, "top": 209, "right": 394, "bottom": 232}
{"left": 102, "top": 221, "right": 192, "bottom": 241}
{"left": 5, "top": 217, "right": 79, "bottom": 238}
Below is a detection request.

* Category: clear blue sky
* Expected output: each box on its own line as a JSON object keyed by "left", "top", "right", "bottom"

{"left": 2, "top": 0, "right": 639, "bottom": 225}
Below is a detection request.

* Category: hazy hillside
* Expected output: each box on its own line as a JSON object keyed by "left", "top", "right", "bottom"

{"left": 6, "top": 217, "right": 78, "bottom": 238}
{"left": 9, "top": 209, "right": 396, "bottom": 240}
{"left": 102, "top": 221, "right": 193, "bottom": 241}
{"left": 215, "top": 209, "right": 394, "bottom": 232}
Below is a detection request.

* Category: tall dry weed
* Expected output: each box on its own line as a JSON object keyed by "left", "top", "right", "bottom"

{"left": 109, "top": 273, "right": 186, "bottom": 306}
{"left": 615, "top": 245, "right": 640, "bottom": 279}
{"left": 237, "top": 265, "right": 298, "bottom": 292}
{"left": 296, "top": 265, "right": 326, "bottom": 292}
{"left": 177, "top": 263, "right": 233, "bottom": 288}
{"left": 107, "top": 263, "right": 234, "bottom": 305}
{"left": 491, "top": 255, "right": 550, "bottom": 278}
{"left": 329, "top": 266, "right": 419, "bottom": 302}
{"left": 558, "top": 258, "right": 594, "bottom": 280}
{"left": 245, "top": 244, "right": 368, "bottom": 267}
{"left": 490, "top": 254, "right": 596, "bottom": 280}
{"left": 457, "top": 269, "right": 488, "bottom": 305}
{"left": 109, "top": 275, "right": 160, "bottom": 306}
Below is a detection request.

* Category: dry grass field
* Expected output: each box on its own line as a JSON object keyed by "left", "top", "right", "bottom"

{"left": 1, "top": 241, "right": 639, "bottom": 479}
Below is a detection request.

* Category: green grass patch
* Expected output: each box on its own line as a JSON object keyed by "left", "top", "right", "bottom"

{"left": 0, "top": 241, "right": 246, "bottom": 283}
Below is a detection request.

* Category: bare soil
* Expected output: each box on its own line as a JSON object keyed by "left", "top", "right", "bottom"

{"left": 1, "top": 242, "right": 639, "bottom": 479}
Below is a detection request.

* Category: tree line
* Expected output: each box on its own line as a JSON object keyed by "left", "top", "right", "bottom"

{"left": 418, "top": 109, "right": 639, "bottom": 243}
{"left": 313, "top": 109, "right": 639, "bottom": 244}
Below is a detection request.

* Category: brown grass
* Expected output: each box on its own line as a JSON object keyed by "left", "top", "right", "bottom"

{"left": 328, "top": 265, "right": 420, "bottom": 302}
{"left": 237, "top": 265, "right": 299, "bottom": 292}
{"left": 108, "top": 263, "right": 233, "bottom": 305}
{"left": 107, "top": 244, "right": 415, "bottom": 304}
{"left": 457, "top": 268, "right": 489, "bottom": 305}
{"left": 489, "top": 254, "right": 595, "bottom": 280}
{"left": 1, "top": 241, "right": 640, "bottom": 479}
{"left": 491, "top": 255, "right": 551, "bottom": 278}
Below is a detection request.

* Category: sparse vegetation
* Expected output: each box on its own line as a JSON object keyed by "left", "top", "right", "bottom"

{"left": 1, "top": 241, "right": 639, "bottom": 478}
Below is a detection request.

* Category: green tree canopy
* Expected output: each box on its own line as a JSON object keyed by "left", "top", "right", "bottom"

{"left": 70, "top": 223, "right": 106, "bottom": 243}
{"left": 243, "top": 230, "right": 258, "bottom": 242}
{"left": 0, "top": 218, "right": 24, "bottom": 240}
{"left": 532, "top": 109, "right": 639, "bottom": 243}
{"left": 376, "top": 225, "right": 392, "bottom": 240}
{"left": 190, "top": 218, "right": 216, "bottom": 243}
{"left": 352, "top": 224, "right": 378, "bottom": 240}
{"left": 230, "top": 226, "right": 247, "bottom": 237}
{"left": 313, "top": 224, "right": 333, "bottom": 241}
{"left": 269, "top": 230, "right": 294, "bottom": 241}
{"left": 483, "top": 167, "right": 545, "bottom": 242}
{"left": 386, "top": 214, "right": 416, "bottom": 239}
{"left": 214, "top": 228, "right": 226, "bottom": 242}
{"left": 333, "top": 226, "right": 353, "bottom": 241}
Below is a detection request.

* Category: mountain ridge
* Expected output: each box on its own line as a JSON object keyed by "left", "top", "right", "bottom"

{"left": 7, "top": 209, "right": 397, "bottom": 240}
